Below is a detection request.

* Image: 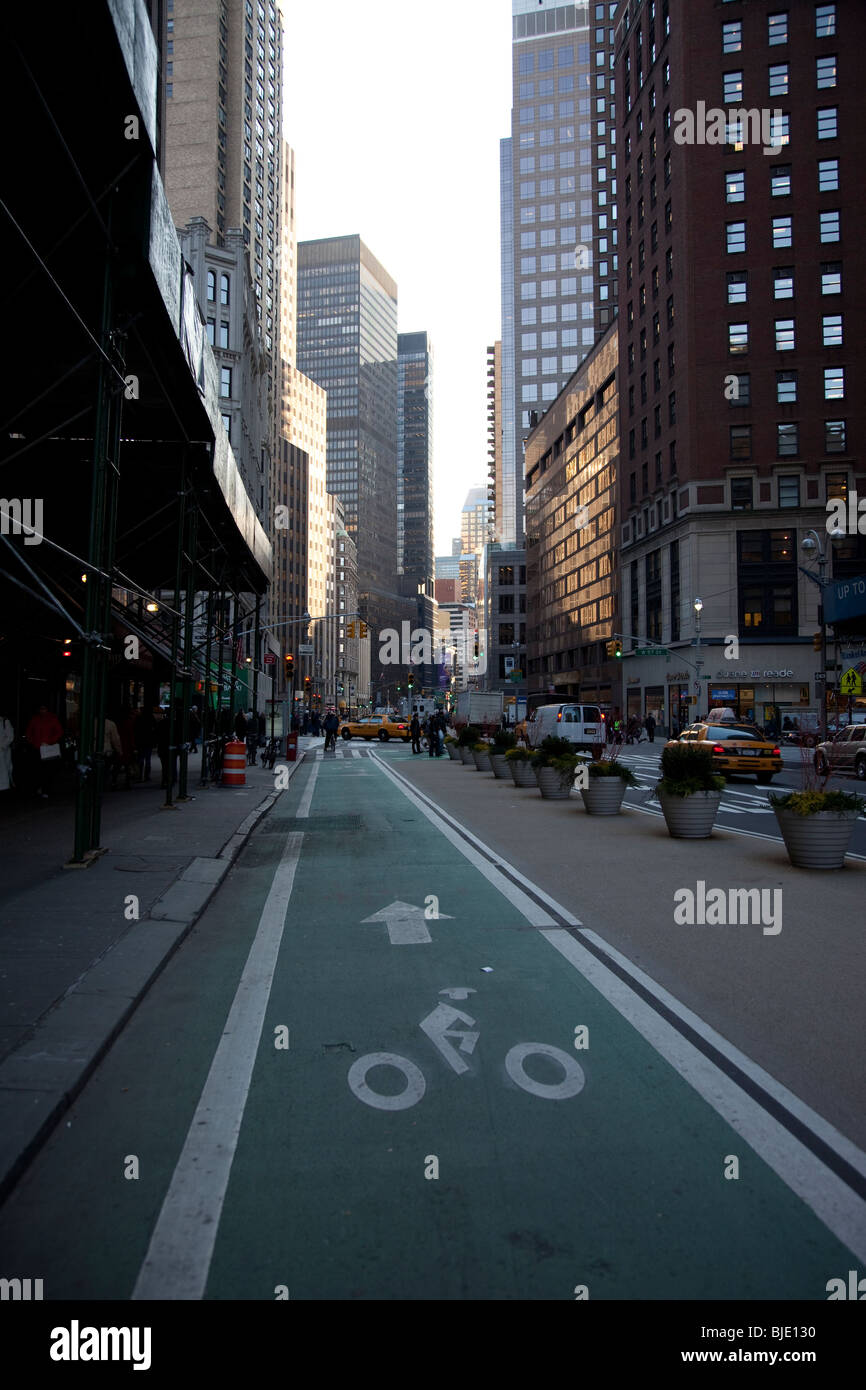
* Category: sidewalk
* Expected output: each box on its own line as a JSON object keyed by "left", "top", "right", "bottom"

{"left": 0, "top": 738, "right": 321, "bottom": 1201}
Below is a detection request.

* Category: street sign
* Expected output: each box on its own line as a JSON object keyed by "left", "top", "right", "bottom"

{"left": 263, "top": 654, "right": 276, "bottom": 665}
{"left": 840, "top": 668, "right": 863, "bottom": 696}
{"left": 297, "top": 643, "right": 314, "bottom": 655}
{"left": 635, "top": 647, "right": 667, "bottom": 656}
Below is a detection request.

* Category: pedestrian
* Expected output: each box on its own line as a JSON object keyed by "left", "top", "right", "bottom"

{"left": 644, "top": 713, "right": 656, "bottom": 743}
{"left": 98, "top": 713, "right": 124, "bottom": 788}
{"left": 234, "top": 708, "right": 247, "bottom": 740}
{"left": 410, "top": 710, "right": 422, "bottom": 754}
{"left": 311, "top": 710, "right": 321, "bottom": 738}
{"left": 435, "top": 709, "right": 447, "bottom": 757}
{"left": 25, "top": 703, "right": 64, "bottom": 799}
{"left": 323, "top": 707, "right": 339, "bottom": 751}
{"left": 116, "top": 705, "right": 136, "bottom": 788}
{"left": 136, "top": 706, "right": 156, "bottom": 782}
{"left": 427, "top": 712, "right": 440, "bottom": 758}
{"left": 0, "top": 709, "right": 14, "bottom": 793}
{"left": 189, "top": 705, "right": 201, "bottom": 754}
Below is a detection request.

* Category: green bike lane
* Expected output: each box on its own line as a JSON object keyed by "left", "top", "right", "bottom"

{"left": 189, "top": 749, "right": 863, "bottom": 1300}
{"left": 0, "top": 747, "right": 861, "bottom": 1300}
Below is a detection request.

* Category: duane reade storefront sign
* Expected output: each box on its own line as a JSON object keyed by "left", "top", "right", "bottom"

{"left": 621, "top": 648, "right": 814, "bottom": 728}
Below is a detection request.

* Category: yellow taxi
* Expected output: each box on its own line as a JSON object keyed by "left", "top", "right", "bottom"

{"left": 667, "top": 721, "right": 782, "bottom": 782}
{"left": 339, "top": 714, "right": 411, "bottom": 743}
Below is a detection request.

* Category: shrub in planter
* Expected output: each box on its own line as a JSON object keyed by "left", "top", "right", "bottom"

{"left": 456, "top": 725, "right": 481, "bottom": 748}
{"left": 581, "top": 757, "right": 639, "bottom": 816}
{"left": 651, "top": 743, "right": 725, "bottom": 839}
{"left": 472, "top": 742, "right": 493, "bottom": 772}
{"left": 444, "top": 736, "right": 461, "bottom": 761}
{"left": 769, "top": 788, "right": 865, "bottom": 869}
{"left": 505, "top": 745, "right": 537, "bottom": 788}
{"left": 532, "top": 748, "right": 580, "bottom": 800}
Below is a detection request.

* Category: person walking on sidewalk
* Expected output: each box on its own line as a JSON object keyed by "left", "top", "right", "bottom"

{"left": 644, "top": 712, "right": 656, "bottom": 743}
{"left": 426, "top": 712, "right": 440, "bottom": 758}
{"left": 410, "top": 710, "right": 422, "bottom": 754}
{"left": 25, "top": 704, "right": 64, "bottom": 799}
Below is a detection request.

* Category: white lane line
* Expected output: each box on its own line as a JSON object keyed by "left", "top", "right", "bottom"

{"left": 132, "top": 832, "right": 305, "bottom": 1300}
{"left": 351, "top": 749, "right": 361, "bottom": 760}
{"left": 369, "top": 752, "right": 866, "bottom": 1258}
{"left": 295, "top": 760, "right": 320, "bottom": 819}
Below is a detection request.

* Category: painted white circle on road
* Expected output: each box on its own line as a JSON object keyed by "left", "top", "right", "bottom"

{"left": 347, "top": 1053, "right": 426, "bottom": 1110}
{"left": 505, "top": 1043, "right": 585, "bottom": 1100}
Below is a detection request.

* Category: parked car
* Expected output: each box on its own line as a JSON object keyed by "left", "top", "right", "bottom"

{"left": 339, "top": 714, "right": 410, "bottom": 743}
{"left": 814, "top": 724, "right": 866, "bottom": 780}
{"left": 667, "top": 723, "right": 782, "bottom": 782}
{"left": 526, "top": 703, "right": 606, "bottom": 752}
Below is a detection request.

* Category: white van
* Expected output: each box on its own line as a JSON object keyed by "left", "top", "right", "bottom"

{"left": 527, "top": 703, "right": 606, "bottom": 752}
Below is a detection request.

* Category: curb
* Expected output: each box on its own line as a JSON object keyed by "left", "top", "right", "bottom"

{"left": 0, "top": 753, "right": 309, "bottom": 1207}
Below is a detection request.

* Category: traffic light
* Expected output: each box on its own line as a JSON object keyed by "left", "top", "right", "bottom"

{"left": 304, "top": 676, "right": 311, "bottom": 691}
{"left": 346, "top": 622, "right": 356, "bottom": 639}
{"left": 359, "top": 621, "right": 368, "bottom": 639}
{"left": 407, "top": 672, "right": 415, "bottom": 688}
{"left": 813, "top": 631, "right": 823, "bottom": 652}
{"left": 62, "top": 638, "right": 72, "bottom": 659}
{"left": 614, "top": 639, "right": 622, "bottom": 658}
{"left": 285, "top": 653, "right": 294, "bottom": 674}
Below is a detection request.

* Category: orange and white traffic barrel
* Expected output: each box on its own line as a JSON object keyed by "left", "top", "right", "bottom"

{"left": 222, "top": 740, "right": 246, "bottom": 786}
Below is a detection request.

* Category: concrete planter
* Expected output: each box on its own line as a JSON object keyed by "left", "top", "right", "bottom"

{"left": 509, "top": 759, "right": 537, "bottom": 788}
{"left": 490, "top": 753, "right": 511, "bottom": 780}
{"left": 773, "top": 806, "right": 860, "bottom": 869}
{"left": 459, "top": 746, "right": 475, "bottom": 765}
{"left": 581, "top": 776, "right": 627, "bottom": 816}
{"left": 472, "top": 749, "right": 492, "bottom": 772}
{"left": 446, "top": 743, "right": 461, "bottom": 761}
{"left": 658, "top": 788, "right": 721, "bottom": 839}
{"left": 534, "top": 766, "right": 573, "bottom": 801}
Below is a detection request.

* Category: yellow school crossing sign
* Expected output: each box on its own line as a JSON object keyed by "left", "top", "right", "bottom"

{"left": 840, "top": 668, "right": 862, "bottom": 696}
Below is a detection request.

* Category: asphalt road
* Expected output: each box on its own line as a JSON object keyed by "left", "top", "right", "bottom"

{"left": 0, "top": 744, "right": 863, "bottom": 1300}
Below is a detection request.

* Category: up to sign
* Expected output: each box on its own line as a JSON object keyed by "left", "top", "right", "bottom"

{"left": 825, "top": 575, "right": 866, "bottom": 626}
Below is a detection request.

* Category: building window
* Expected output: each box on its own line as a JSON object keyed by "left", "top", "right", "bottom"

{"left": 816, "top": 55, "right": 837, "bottom": 89}
{"left": 220, "top": 273, "right": 230, "bottom": 305}
{"left": 219, "top": 321, "right": 229, "bottom": 349}
{"left": 818, "top": 158, "right": 839, "bottom": 192}
{"left": 726, "top": 272, "right": 747, "bottom": 304}
{"left": 776, "top": 370, "right": 798, "bottom": 403}
{"left": 769, "top": 64, "right": 789, "bottom": 97}
{"left": 824, "top": 366, "right": 845, "bottom": 399}
{"left": 722, "top": 21, "right": 741, "bottom": 53}
{"left": 822, "top": 314, "right": 843, "bottom": 347}
{"left": 723, "top": 71, "right": 743, "bottom": 104}
{"left": 816, "top": 5, "right": 836, "bottom": 39}
{"left": 729, "top": 322, "right": 749, "bottom": 354}
{"left": 726, "top": 170, "right": 745, "bottom": 203}
{"left": 770, "top": 164, "right": 791, "bottom": 197}
{"left": 825, "top": 420, "right": 846, "bottom": 453}
{"left": 777, "top": 422, "right": 799, "bottom": 457}
{"left": 730, "top": 432, "right": 752, "bottom": 464}
{"left": 726, "top": 221, "right": 746, "bottom": 254}
{"left": 220, "top": 366, "right": 232, "bottom": 397}
{"left": 768, "top": 13, "right": 788, "bottom": 46}
{"left": 772, "top": 216, "right": 792, "bottom": 248}
{"left": 775, "top": 318, "right": 795, "bottom": 351}
{"left": 221, "top": 413, "right": 231, "bottom": 439}
{"left": 819, "top": 210, "right": 840, "bottom": 242}
{"left": 825, "top": 472, "right": 847, "bottom": 502}
{"left": 817, "top": 107, "right": 838, "bottom": 139}
{"left": 206, "top": 317, "right": 215, "bottom": 344}
{"left": 778, "top": 475, "right": 799, "bottom": 508}
{"left": 206, "top": 270, "right": 216, "bottom": 301}
{"left": 821, "top": 261, "right": 841, "bottom": 295}
{"left": 730, "top": 372, "right": 750, "bottom": 406}
{"left": 773, "top": 267, "right": 794, "bottom": 299}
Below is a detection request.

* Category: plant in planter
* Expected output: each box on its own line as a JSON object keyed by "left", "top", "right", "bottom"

{"left": 769, "top": 780, "right": 865, "bottom": 870}
{"left": 531, "top": 737, "right": 579, "bottom": 800}
{"left": 457, "top": 725, "right": 481, "bottom": 764}
{"left": 444, "top": 735, "right": 462, "bottom": 761}
{"left": 489, "top": 729, "right": 517, "bottom": 779}
{"left": 650, "top": 742, "right": 725, "bottom": 839}
{"left": 580, "top": 755, "right": 640, "bottom": 816}
{"left": 505, "top": 745, "right": 537, "bottom": 788}
{"left": 471, "top": 741, "right": 493, "bottom": 772}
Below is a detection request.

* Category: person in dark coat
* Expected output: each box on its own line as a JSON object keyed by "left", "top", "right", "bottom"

{"left": 322, "top": 708, "right": 339, "bottom": 751}
{"left": 410, "top": 710, "right": 422, "bottom": 754}
{"left": 234, "top": 709, "right": 247, "bottom": 740}
{"left": 644, "top": 713, "right": 656, "bottom": 743}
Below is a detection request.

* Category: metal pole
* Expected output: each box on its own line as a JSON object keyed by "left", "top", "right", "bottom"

{"left": 819, "top": 550, "right": 828, "bottom": 742}
{"left": 177, "top": 481, "right": 196, "bottom": 800}
{"left": 228, "top": 593, "right": 239, "bottom": 727}
{"left": 162, "top": 460, "right": 186, "bottom": 810}
{"left": 201, "top": 585, "right": 214, "bottom": 786}
{"left": 252, "top": 597, "right": 261, "bottom": 734}
{"left": 71, "top": 199, "right": 121, "bottom": 864}
{"left": 694, "top": 612, "right": 703, "bottom": 722}
{"left": 215, "top": 588, "right": 225, "bottom": 741}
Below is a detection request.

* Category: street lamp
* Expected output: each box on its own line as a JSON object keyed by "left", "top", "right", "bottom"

{"left": 801, "top": 528, "right": 844, "bottom": 741}
{"left": 693, "top": 598, "right": 704, "bottom": 721}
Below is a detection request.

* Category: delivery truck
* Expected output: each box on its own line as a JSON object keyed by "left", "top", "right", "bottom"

{"left": 453, "top": 689, "right": 504, "bottom": 730}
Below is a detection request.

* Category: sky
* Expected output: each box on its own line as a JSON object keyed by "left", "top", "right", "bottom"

{"left": 282, "top": 0, "right": 513, "bottom": 556}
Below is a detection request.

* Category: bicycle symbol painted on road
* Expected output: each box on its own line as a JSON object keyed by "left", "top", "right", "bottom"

{"left": 347, "top": 992, "right": 585, "bottom": 1110}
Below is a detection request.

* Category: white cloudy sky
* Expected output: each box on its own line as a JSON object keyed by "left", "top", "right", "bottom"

{"left": 282, "top": 0, "right": 513, "bottom": 554}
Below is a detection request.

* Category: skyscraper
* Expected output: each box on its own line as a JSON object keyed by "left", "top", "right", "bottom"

{"left": 397, "top": 331, "right": 435, "bottom": 603}
{"left": 504, "top": 0, "right": 619, "bottom": 530}
{"left": 297, "top": 235, "right": 400, "bottom": 638}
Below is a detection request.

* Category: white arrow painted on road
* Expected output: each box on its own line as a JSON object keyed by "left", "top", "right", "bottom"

{"left": 440, "top": 987, "right": 476, "bottom": 1001}
{"left": 360, "top": 900, "right": 453, "bottom": 945}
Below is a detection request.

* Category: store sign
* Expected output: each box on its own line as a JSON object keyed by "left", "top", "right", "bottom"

{"left": 666, "top": 671, "right": 690, "bottom": 682}
{"left": 710, "top": 688, "right": 737, "bottom": 701}
{"left": 717, "top": 669, "right": 794, "bottom": 679}
{"left": 824, "top": 574, "right": 866, "bottom": 625}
